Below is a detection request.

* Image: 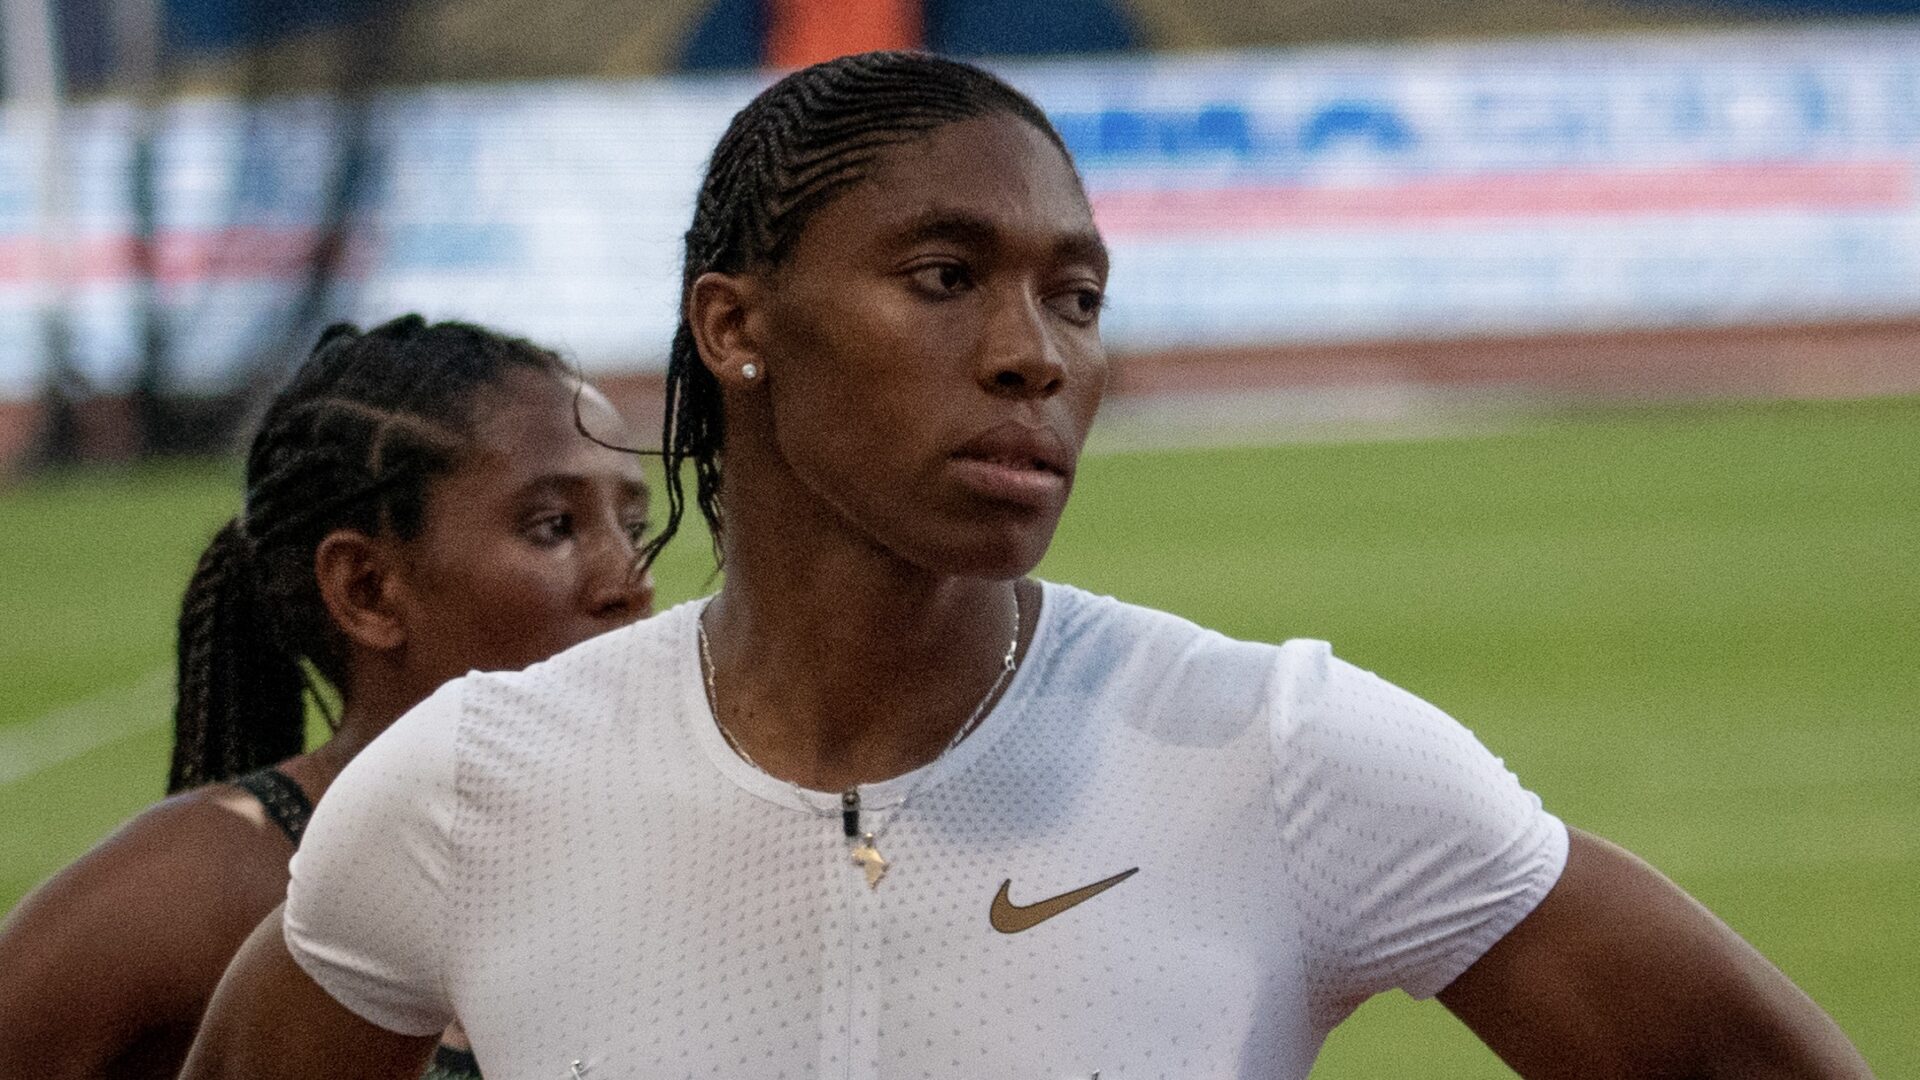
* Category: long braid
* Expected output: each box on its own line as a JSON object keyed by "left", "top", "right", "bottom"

{"left": 168, "top": 315, "right": 570, "bottom": 792}
{"left": 642, "top": 51, "right": 1071, "bottom": 571}
{"left": 168, "top": 520, "right": 305, "bottom": 791}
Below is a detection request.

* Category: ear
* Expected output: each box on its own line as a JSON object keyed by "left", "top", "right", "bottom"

{"left": 687, "top": 270, "right": 769, "bottom": 388}
{"left": 313, "top": 529, "right": 408, "bottom": 654}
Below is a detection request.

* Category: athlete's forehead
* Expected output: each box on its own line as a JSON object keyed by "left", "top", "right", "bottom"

{"left": 818, "top": 114, "right": 1105, "bottom": 271}
{"left": 454, "top": 369, "right": 645, "bottom": 493}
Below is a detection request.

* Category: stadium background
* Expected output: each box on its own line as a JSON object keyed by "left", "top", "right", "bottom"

{"left": 1, "top": 0, "right": 1916, "bottom": 1075}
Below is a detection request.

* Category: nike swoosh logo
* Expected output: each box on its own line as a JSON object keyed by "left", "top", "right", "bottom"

{"left": 990, "top": 867, "right": 1139, "bottom": 934}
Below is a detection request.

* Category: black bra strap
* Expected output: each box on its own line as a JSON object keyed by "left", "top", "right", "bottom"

{"left": 427, "top": 1045, "right": 482, "bottom": 1079}
{"left": 234, "top": 767, "right": 314, "bottom": 850}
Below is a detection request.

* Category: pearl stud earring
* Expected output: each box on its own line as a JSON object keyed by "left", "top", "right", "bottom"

{"left": 741, "top": 363, "right": 759, "bottom": 380}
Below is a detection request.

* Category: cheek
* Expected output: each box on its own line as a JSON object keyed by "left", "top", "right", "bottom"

{"left": 1071, "top": 347, "right": 1108, "bottom": 425}
{"left": 419, "top": 549, "right": 583, "bottom": 659}
{"left": 773, "top": 296, "right": 970, "bottom": 466}
{"left": 475, "top": 559, "right": 582, "bottom": 629}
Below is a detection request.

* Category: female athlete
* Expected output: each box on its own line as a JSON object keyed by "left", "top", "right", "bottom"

{"left": 0, "top": 316, "right": 652, "bottom": 1080}
{"left": 185, "top": 55, "right": 1868, "bottom": 1079}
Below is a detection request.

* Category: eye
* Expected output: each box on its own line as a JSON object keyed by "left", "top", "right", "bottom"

{"left": 907, "top": 260, "right": 973, "bottom": 298}
{"left": 1044, "top": 284, "right": 1106, "bottom": 326}
{"left": 624, "top": 518, "right": 652, "bottom": 547}
{"left": 525, "top": 512, "right": 574, "bottom": 546}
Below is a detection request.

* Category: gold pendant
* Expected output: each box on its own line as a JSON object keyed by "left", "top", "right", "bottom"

{"left": 850, "top": 835, "right": 888, "bottom": 889}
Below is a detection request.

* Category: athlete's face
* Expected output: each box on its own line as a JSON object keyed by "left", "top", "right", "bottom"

{"left": 393, "top": 368, "right": 653, "bottom": 690}
{"left": 754, "top": 113, "right": 1108, "bottom": 578}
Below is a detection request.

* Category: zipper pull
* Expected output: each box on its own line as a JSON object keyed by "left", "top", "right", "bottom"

{"left": 841, "top": 788, "right": 860, "bottom": 839}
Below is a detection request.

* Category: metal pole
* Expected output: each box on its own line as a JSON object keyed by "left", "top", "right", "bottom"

{"left": 116, "top": 0, "right": 171, "bottom": 453}
{"left": 1, "top": 0, "right": 62, "bottom": 102}
{"left": 111, "top": 0, "right": 164, "bottom": 87}
{"left": 2, "top": 0, "right": 81, "bottom": 464}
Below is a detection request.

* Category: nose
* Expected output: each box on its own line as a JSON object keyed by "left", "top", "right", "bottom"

{"left": 619, "top": 565, "right": 658, "bottom": 620}
{"left": 979, "top": 290, "right": 1068, "bottom": 399}
{"left": 586, "top": 532, "right": 654, "bottom": 623}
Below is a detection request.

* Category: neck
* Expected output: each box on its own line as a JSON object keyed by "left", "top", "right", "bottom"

{"left": 271, "top": 663, "right": 416, "bottom": 803}
{"left": 704, "top": 575, "right": 1033, "bottom": 793}
{"left": 703, "top": 499, "right": 1036, "bottom": 792}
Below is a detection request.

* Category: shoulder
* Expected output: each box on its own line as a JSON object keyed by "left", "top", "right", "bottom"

{"left": 1033, "top": 582, "right": 1283, "bottom": 744}
{"left": 453, "top": 600, "right": 692, "bottom": 727}
{"left": 0, "top": 785, "right": 294, "bottom": 1037}
{"left": 1034, "top": 585, "right": 1455, "bottom": 757}
{"left": 331, "top": 603, "right": 675, "bottom": 792}
{"left": 418, "top": 601, "right": 698, "bottom": 794}
{"left": 4, "top": 786, "right": 297, "bottom": 956}
{"left": 1039, "top": 582, "right": 1280, "bottom": 671}
{"left": 1262, "top": 643, "right": 1529, "bottom": 809}
{"left": 296, "top": 605, "right": 698, "bottom": 873}
{"left": 303, "top": 682, "right": 467, "bottom": 852}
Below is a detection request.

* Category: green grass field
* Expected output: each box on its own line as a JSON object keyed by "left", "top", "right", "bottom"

{"left": 2, "top": 397, "right": 1915, "bottom": 1076}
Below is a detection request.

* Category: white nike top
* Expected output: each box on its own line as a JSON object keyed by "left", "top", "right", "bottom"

{"left": 286, "top": 583, "right": 1567, "bottom": 1080}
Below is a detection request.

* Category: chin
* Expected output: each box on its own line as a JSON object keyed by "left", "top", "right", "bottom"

{"left": 909, "top": 522, "right": 1056, "bottom": 580}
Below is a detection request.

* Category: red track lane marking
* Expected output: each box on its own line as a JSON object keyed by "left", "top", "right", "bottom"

{"left": 1091, "top": 161, "right": 1915, "bottom": 234}
{"left": 0, "top": 225, "right": 360, "bottom": 285}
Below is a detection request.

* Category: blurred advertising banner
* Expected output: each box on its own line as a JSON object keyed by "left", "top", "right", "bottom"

{"left": 1, "top": 22, "right": 1918, "bottom": 400}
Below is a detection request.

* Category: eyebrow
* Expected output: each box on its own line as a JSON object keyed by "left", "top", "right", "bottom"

{"left": 518, "top": 473, "right": 650, "bottom": 505}
{"left": 892, "top": 209, "right": 1110, "bottom": 277}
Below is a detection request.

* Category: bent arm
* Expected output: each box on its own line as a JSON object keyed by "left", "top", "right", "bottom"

{"left": 1439, "top": 828, "right": 1874, "bottom": 1079}
{"left": 0, "top": 795, "right": 290, "bottom": 1080}
{"left": 0, "top": 883, "right": 177, "bottom": 1080}
{"left": 181, "top": 905, "right": 436, "bottom": 1080}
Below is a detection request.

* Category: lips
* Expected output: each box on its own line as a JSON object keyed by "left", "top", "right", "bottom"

{"left": 953, "top": 424, "right": 1070, "bottom": 475}
{"left": 949, "top": 425, "right": 1073, "bottom": 507}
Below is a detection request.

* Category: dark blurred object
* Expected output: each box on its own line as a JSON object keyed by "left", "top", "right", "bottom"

{"left": 168, "top": 0, "right": 383, "bottom": 52}
{"left": 681, "top": 0, "right": 765, "bottom": 69}
{"left": 681, "top": 0, "right": 1135, "bottom": 70}
{"left": 926, "top": 0, "right": 1135, "bottom": 58}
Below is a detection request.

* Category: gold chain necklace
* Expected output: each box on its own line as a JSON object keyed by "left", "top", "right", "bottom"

{"left": 697, "top": 589, "right": 1021, "bottom": 889}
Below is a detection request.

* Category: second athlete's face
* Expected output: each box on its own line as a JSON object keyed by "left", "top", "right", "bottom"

{"left": 756, "top": 113, "right": 1108, "bottom": 578}
{"left": 393, "top": 369, "right": 654, "bottom": 692}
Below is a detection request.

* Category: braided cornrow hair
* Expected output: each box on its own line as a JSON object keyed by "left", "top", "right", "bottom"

{"left": 167, "top": 315, "right": 570, "bottom": 792}
{"left": 643, "top": 50, "right": 1072, "bottom": 569}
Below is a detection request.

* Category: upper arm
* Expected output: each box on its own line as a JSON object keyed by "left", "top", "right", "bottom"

{"left": 282, "top": 681, "right": 464, "bottom": 1035}
{"left": 1438, "top": 828, "right": 1874, "bottom": 1079}
{"left": 0, "top": 796, "right": 292, "bottom": 1080}
{"left": 0, "top": 869, "right": 175, "bottom": 1080}
{"left": 182, "top": 905, "right": 437, "bottom": 1080}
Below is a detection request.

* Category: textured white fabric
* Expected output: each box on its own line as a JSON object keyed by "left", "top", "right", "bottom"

{"left": 286, "top": 582, "right": 1567, "bottom": 1079}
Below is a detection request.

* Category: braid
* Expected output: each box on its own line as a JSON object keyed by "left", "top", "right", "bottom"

{"left": 645, "top": 51, "right": 1070, "bottom": 570}
{"left": 168, "top": 519, "right": 305, "bottom": 791}
{"left": 167, "top": 315, "right": 570, "bottom": 792}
